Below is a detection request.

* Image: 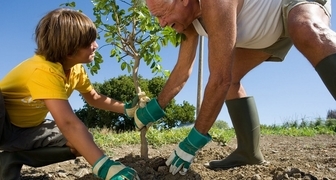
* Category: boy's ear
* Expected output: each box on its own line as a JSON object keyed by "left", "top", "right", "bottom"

{"left": 66, "top": 51, "right": 77, "bottom": 60}
{"left": 182, "top": 0, "right": 189, "bottom": 7}
{"left": 66, "top": 55, "right": 73, "bottom": 60}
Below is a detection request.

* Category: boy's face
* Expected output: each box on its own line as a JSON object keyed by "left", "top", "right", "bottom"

{"left": 68, "top": 41, "right": 98, "bottom": 64}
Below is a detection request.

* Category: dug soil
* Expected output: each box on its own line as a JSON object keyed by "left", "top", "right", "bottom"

{"left": 21, "top": 135, "right": 336, "bottom": 180}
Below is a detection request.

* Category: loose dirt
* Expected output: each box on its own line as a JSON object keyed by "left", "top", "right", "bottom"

{"left": 21, "top": 134, "right": 336, "bottom": 180}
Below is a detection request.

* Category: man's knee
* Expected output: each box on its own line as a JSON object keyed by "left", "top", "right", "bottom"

{"left": 286, "top": 3, "right": 335, "bottom": 64}
{"left": 287, "top": 3, "right": 331, "bottom": 44}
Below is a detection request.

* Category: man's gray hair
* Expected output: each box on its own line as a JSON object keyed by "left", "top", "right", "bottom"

{"left": 140, "top": 0, "right": 174, "bottom": 6}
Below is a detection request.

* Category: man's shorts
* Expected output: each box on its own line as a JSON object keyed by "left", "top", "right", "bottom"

{"left": 263, "top": 0, "right": 331, "bottom": 61}
{"left": 0, "top": 91, "right": 67, "bottom": 152}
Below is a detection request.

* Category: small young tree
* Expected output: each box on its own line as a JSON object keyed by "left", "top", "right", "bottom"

{"left": 61, "top": 0, "right": 182, "bottom": 158}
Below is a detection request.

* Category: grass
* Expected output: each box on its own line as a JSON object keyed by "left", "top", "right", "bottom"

{"left": 261, "top": 118, "right": 336, "bottom": 136}
{"left": 90, "top": 118, "right": 336, "bottom": 154}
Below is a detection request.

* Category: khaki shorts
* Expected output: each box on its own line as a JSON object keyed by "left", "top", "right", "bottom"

{"left": 263, "top": 0, "right": 331, "bottom": 61}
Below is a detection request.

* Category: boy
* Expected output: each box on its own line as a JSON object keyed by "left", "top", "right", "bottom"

{"left": 0, "top": 8, "right": 139, "bottom": 180}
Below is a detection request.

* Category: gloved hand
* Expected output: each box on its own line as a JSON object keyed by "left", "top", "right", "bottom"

{"left": 166, "top": 127, "right": 211, "bottom": 175}
{"left": 124, "top": 95, "right": 139, "bottom": 118}
{"left": 93, "top": 155, "right": 140, "bottom": 180}
{"left": 133, "top": 98, "right": 165, "bottom": 130}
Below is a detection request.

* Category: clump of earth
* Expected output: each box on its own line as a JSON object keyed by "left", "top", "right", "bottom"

{"left": 21, "top": 135, "right": 336, "bottom": 180}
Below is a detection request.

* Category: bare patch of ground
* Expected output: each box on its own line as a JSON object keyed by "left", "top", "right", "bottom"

{"left": 21, "top": 135, "right": 336, "bottom": 180}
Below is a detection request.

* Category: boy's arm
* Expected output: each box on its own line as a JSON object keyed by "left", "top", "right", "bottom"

{"left": 44, "top": 99, "right": 139, "bottom": 179}
{"left": 44, "top": 99, "right": 103, "bottom": 165}
{"left": 81, "top": 89, "right": 125, "bottom": 113}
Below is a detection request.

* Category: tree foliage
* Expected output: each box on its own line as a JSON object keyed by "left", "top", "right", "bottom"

{"left": 327, "top": 109, "right": 336, "bottom": 119}
{"left": 212, "top": 120, "right": 230, "bottom": 129}
{"left": 75, "top": 75, "right": 195, "bottom": 131}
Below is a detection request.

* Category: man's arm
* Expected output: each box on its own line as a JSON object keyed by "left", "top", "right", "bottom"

{"left": 194, "top": 1, "right": 240, "bottom": 134}
{"left": 157, "top": 25, "right": 199, "bottom": 108}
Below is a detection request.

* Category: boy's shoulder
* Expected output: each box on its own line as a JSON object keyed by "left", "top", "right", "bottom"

{"left": 24, "top": 55, "right": 64, "bottom": 75}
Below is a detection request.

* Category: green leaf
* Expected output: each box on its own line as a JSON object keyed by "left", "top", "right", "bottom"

{"left": 127, "top": 63, "right": 131, "bottom": 73}
{"left": 121, "top": 61, "right": 127, "bottom": 70}
{"left": 150, "top": 62, "right": 155, "bottom": 69}
{"left": 110, "top": 49, "right": 116, "bottom": 57}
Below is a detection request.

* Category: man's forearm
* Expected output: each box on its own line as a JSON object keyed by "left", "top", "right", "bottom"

{"left": 194, "top": 78, "right": 230, "bottom": 134}
{"left": 157, "top": 69, "right": 190, "bottom": 108}
{"left": 157, "top": 29, "right": 199, "bottom": 108}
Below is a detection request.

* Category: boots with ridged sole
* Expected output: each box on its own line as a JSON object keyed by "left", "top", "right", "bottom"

{"left": 207, "top": 97, "right": 266, "bottom": 169}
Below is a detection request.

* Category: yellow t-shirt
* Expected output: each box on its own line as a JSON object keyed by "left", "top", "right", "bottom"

{"left": 0, "top": 55, "right": 93, "bottom": 127}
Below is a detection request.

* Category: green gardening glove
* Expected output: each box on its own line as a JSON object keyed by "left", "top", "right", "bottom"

{"left": 133, "top": 98, "right": 165, "bottom": 130}
{"left": 166, "top": 127, "right": 211, "bottom": 175}
{"left": 124, "top": 95, "right": 139, "bottom": 118}
{"left": 93, "top": 155, "right": 140, "bottom": 180}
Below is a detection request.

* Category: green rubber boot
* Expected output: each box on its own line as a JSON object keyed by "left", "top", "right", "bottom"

{"left": 0, "top": 147, "right": 76, "bottom": 180}
{"left": 208, "top": 97, "right": 266, "bottom": 169}
{"left": 315, "top": 53, "right": 336, "bottom": 100}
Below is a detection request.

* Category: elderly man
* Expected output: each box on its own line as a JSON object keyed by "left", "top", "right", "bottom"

{"left": 133, "top": 0, "right": 334, "bottom": 176}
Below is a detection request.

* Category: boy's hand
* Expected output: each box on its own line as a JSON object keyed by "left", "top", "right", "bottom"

{"left": 134, "top": 98, "right": 165, "bottom": 130}
{"left": 93, "top": 155, "right": 140, "bottom": 180}
{"left": 124, "top": 95, "right": 139, "bottom": 118}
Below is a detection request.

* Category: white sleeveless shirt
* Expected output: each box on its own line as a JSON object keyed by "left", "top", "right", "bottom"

{"left": 192, "top": 0, "right": 283, "bottom": 49}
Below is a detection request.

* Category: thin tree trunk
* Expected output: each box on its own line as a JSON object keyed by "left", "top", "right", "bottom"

{"left": 132, "top": 56, "right": 148, "bottom": 159}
